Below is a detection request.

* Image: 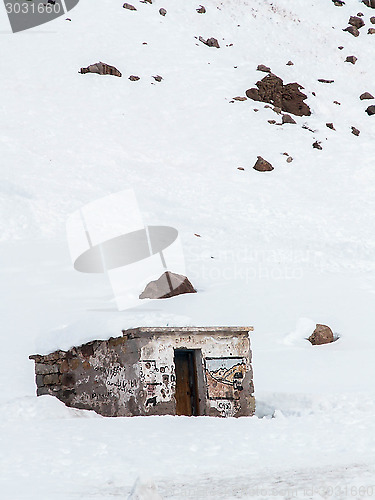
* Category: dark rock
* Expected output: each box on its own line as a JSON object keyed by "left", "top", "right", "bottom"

{"left": 308, "top": 324, "right": 334, "bottom": 345}
{"left": 253, "top": 156, "right": 274, "bottom": 172}
{"left": 80, "top": 62, "right": 122, "bottom": 77}
{"left": 43, "top": 374, "right": 60, "bottom": 385}
{"left": 332, "top": 0, "right": 345, "bottom": 5}
{"left": 345, "top": 55, "right": 357, "bottom": 64}
{"left": 139, "top": 272, "right": 196, "bottom": 299}
{"left": 233, "top": 96, "right": 247, "bottom": 101}
{"left": 313, "top": 141, "right": 322, "bottom": 150}
{"left": 343, "top": 25, "right": 360, "bottom": 36}
{"left": 368, "top": 28, "right": 375, "bottom": 33}
{"left": 326, "top": 122, "right": 335, "bottom": 130}
{"left": 197, "top": 5, "right": 206, "bottom": 13}
{"left": 206, "top": 37, "right": 220, "bottom": 48}
{"left": 237, "top": 167, "right": 245, "bottom": 170}
{"left": 357, "top": 12, "right": 364, "bottom": 16}
{"left": 129, "top": 75, "right": 140, "bottom": 81}
{"left": 371, "top": 16, "right": 375, "bottom": 23}
{"left": 153, "top": 75, "right": 163, "bottom": 82}
{"left": 123, "top": 3, "right": 136, "bottom": 10}
{"left": 286, "top": 60, "right": 294, "bottom": 65}
{"left": 366, "top": 105, "right": 375, "bottom": 115}
{"left": 362, "top": 0, "right": 375, "bottom": 8}
{"left": 338, "top": 46, "right": 344, "bottom": 49}
{"left": 360, "top": 92, "right": 374, "bottom": 100}
{"left": 349, "top": 16, "right": 365, "bottom": 28}
{"left": 257, "top": 64, "right": 271, "bottom": 72}
{"left": 159, "top": 8, "right": 167, "bottom": 16}
{"left": 333, "top": 100, "right": 341, "bottom": 105}
{"left": 286, "top": 156, "right": 293, "bottom": 163}
{"left": 351, "top": 126, "right": 360, "bottom": 136}
{"left": 318, "top": 78, "right": 334, "bottom": 83}
{"left": 37, "top": 387, "right": 52, "bottom": 396}
{"left": 268, "top": 120, "right": 276, "bottom": 124}
{"left": 282, "top": 114, "right": 296, "bottom": 124}
{"left": 35, "top": 363, "right": 59, "bottom": 375}
{"left": 245, "top": 73, "right": 311, "bottom": 116}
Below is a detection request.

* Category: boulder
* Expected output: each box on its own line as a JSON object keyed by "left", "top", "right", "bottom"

{"left": 351, "top": 126, "right": 360, "bottom": 136}
{"left": 282, "top": 114, "right": 296, "bottom": 124}
{"left": 139, "top": 272, "right": 196, "bottom": 299}
{"left": 308, "top": 324, "right": 334, "bottom": 345}
{"left": 257, "top": 64, "right": 271, "bottom": 73}
{"left": 326, "top": 122, "right": 335, "bottom": 130}
{"left": 79, "top": 62, "right": 122, "bottom": 77}
{"left": 253, "top": 156, "right": 274, "bottom": 172}
{"left": 123, "top": 3, "right": 136, "bottom": 10}
{"left": 313, "top": 141, "right": 322, "bottom": 150}
{"left": 343, "top": 25, "right": 359, "bottom": 36}
{"left": 332, "top": 0, "right": 345, "bottom": 5}
{"left": 360, "top": 92, "right": 374, "bottom": 100}
{"left": 368, "top": 28, "right": 375, "bottom": 33}
{"left": 371, "top": 16, "right": 375, "bottom": 23}
{"left": 349, "top": 16, "right": 365, "bottom": 28}
{"left": 153, "top": 75, "right": 163, "bottom": 82}
{"left": 199, "top": 36, "right": 220, "bottom": 48}
{"left": 345, "top": 55, "right": 357, "bottom": 64}
{"left": 196, "top": 5, "right": 206, "bottom": 13}
{"left": 245, "top": 73, "right": 311, "bottom": 117}
{"left": 286, "top": 60, "right": 294, "bottom": 65}
{"left": 159, "top": 8, "right": 167, "bottom": 16}
{"left": 366, "top": 105, "right": 375, "bottom": 115}
{"left": 362, "top": 0, "right": 375, "bottom": 8}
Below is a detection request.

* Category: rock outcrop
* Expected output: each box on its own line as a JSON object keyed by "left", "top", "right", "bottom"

{"left": 245, "top": 73, "right": 311, "bottom": 117}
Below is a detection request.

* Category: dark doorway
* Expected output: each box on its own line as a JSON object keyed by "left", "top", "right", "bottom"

{"left": 174, "top": 349, "right": 200, "bottom": 416}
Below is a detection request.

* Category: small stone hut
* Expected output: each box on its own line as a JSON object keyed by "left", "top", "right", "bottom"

{"left": 29, "top": 326, "right": 255, "bottom": 418}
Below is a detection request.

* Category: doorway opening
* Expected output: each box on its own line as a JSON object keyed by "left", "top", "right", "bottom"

{"left": 174, "top": 349, "right": 201, "bottom": 416}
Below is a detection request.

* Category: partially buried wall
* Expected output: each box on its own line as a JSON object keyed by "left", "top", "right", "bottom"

{"left": 29, "top": 327, "right": 255, "bottom": 418}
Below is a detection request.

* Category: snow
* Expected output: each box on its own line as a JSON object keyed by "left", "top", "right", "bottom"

{"left": 0, "top": 0, "right": 375, "bottom": 498}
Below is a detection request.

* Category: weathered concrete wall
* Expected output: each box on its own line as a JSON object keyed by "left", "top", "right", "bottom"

{"left": 30, "top": 327, "right": 255, "bottom": 417}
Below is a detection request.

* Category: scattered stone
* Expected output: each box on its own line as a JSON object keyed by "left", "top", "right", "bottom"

{"left": 349, "top": 16, "right": 365, "bottom": 28}
{"left": 286, "top": 156, "right": 293, "bottom": 163}
{"left": 245, "top": 73, "right": 311, "bottom": 116}
{"left": 360, "top": 92, "right": 374, "bottom": 100}
{"left": 129, "top": 75, "right": 140, "bottom": 81}
{"left": 357, "top": 12, "right": 364, "bottom": 16}
{"left": 282, "top": 114, "right": 296, "bottom": 124}
{"left": 66, "top": 18, "right": 71, "bottom": 21}
{"left": 233, "top": 96, "right": 247, "bottom": 101}
{"left": 253, "top": 156, "right": 274, "bottom": 172}
{"left": 253, "top": 108, "right": 259, "bottom": 112}
{"left": 302, "top": 123, "right": 315, "bottom": 132}
{"left": 368, "top": 27, "right": 375, "bottom": 33}
{"left": 159, "top": 8, "right": 167, "bottom": 16}
{"left": 318, "top": 78, "right": 334, "bottom": 83}
{"left": 371, "top": 16, "right": 375, "bottom": 23}
{"left": 123, "top": 3, "right": 136, "bottom": 10}
{"left": 333, "top": 100, "right": 341, "bottom": 105}
{"left": 326, "top": 122, "right": 335, "bottom": 130}
{"left": 79, "top": 62, "right": 122, "bottom": 77}
{"left": 362, "top": 0, "right": 375, "bottom": 8}
{"left": 194, "top": 233, "right": 201, "bottom": 237}
{"left": 332, "top": 0, "right": 345, "bottom": 5}
{"left": 338, "top": 45, "right": 344, "bottom": 49}
{"left": 237, "top": 167, "right": 245, "bottom": 170}
{"left": 351, "top": 126, "right": 360, "bottom": 136}
{"left": 308, "top": 324, "right": 335, "bottom": 345}
{"left": 343, "top": 25, "right": 360, "bottom": 36}
{"left": 366, "top": 105, "right": 375, "bottom": 115}
{"left": 268, "top": 119, "right": 276, "bottom": 124}
{"left": 313, "top": 141, "right": 322, "bottom": 150}
{"left": 282, "top": 152, "right": 289, "bottom": 156}
{"left": 139, "top": 271, "right": 196, "bottom": 299}
{"left": 257, "top": 64, "right": 271, "bottom": 72}
{"left": 199, "top": 36, "right": 220, "bottom": 48}
{"left": 152, "top": 75, "right": 163, "bottom": 82}
{"left": 286, "top": 60, "right": 294, "bottom": 65}
{"left": 312, "top": 92, "right": 316, "bottom": 96}
{"left": 345, "top": 55, "right": 357, "bottom": 64}
{"left": 196, "top": 5, "right": 206, "bottom": 13}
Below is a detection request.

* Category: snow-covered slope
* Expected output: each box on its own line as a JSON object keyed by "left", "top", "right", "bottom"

{"left": 0, "top": 0, "right": 375, "bottom": 498}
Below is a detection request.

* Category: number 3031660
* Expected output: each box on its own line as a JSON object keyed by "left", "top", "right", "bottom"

{"left": 5, "top": 2, "right": 61, "bottom": 14}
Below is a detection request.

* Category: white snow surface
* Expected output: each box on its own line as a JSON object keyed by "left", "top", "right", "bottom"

{"left": 0, "top": 0, "right": 375, "bottom": 498}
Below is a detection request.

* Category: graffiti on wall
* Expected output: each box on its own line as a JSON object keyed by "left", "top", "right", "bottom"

{"left": 139, "top": 360, "right": 174, "bottom": 407}
{"left": 205, "top": 357, "right": 246, "bottom": 400}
